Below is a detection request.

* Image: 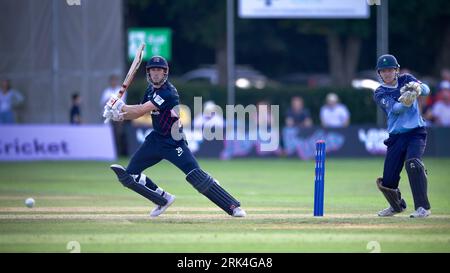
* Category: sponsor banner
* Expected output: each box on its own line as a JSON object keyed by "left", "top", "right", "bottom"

{"left": 126, "top": 125, "right": 450, "bottom": 159}
{"left": 128, "top": 28, "right": 172, "bottom": 61}
{"left": 0, "top": 125, "right": 116, "bottom": 161}
{"left": 239, "top": 0, "right": 369, "bottom": 19}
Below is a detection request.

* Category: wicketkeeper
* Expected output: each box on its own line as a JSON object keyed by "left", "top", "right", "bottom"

{"left": 102, "top": 56, "right": 246, "bottom": 217}
{"left": 374, "top": 54, "right": 431, "bottom": 218}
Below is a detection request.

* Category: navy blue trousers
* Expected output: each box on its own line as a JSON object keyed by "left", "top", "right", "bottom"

{"left": 382, "top": 127, "right": 427, "bottom": 189}
{"left": 126, "top": 131, "right": 200, "bottom": 176}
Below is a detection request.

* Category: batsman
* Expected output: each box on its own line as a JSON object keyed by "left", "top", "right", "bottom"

{"left": 374, "top": 54, "right": 431, "bottom": 218}
{"left": 102, "top": 56, "right": 246, "bottom": 217}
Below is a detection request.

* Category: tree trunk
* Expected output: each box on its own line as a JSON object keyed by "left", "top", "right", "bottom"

{"left": 327, "top": 33, "right": 361, "bottom": 87}
{"left": 327, "top": 32, "right": 345, "bottom": 86}
{"left": 216, "top": 40, "right": 228, "bottom": 87}
{"left": 434, "top": 19, "right": 450, "bottom": 76}
{"left": 344, "top": 36, "right": 361, "bottom": 86}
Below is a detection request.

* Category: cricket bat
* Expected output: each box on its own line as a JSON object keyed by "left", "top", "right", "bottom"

{"left": 104, "top": 43, "right": 146, "bottom": 123}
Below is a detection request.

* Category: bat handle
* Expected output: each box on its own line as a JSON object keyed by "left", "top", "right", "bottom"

{"left": 117, "top": 89, "right": 125, "bottom": 98}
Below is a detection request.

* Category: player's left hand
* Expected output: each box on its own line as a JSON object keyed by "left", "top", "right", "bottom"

{"left": 106, "top": 95, "right": 125, "bottom": 111}
{"left": 398, "top": 91, "right": 416, "bottom": 107}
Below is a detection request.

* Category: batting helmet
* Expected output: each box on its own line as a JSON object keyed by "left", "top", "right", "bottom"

{"left": 146, "top": 56, "right": 169, "bottom": 85}
{"left": 146, "top": 56, "right": 169, "bottom": 70}
{"left": 376, "top": 54, "right": 400, "bottom": 71}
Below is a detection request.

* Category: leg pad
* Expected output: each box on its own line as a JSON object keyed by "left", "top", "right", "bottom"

{"left": 405, "top": 158, "right": 430, "bottom": 210}
{"left": 376, "top": 177, "right": 406, "bottom": 212}
{"left": 110, "top": 164, "right": 167, "bottom": 206}
{"left": 186, "top": 169, "right": 241, "bottom": 215}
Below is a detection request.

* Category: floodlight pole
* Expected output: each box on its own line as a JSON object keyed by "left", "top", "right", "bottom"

{"left": 227, "top": 0, "right": 235, "bottom": 106}
{"left": 52, "top": 0, "right": 59, "bottom": 123}
{"left": 376, "top": 0, "right": 388, "bottom": 127}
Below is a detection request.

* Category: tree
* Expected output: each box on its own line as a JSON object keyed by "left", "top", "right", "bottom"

{"left": 127, "top": 0, "right": 229, "bottom": 85}
{"left": 166, "top": 1, "right": 228, "bottom": 85}
{"left": 389, "top": 0, "right": 450, "bottom": 76}
{"left": 125, "top": 0, "right": 450, "bottom": 83}
{"left": 281, "top": 19, "right": 371, "bottom": 87}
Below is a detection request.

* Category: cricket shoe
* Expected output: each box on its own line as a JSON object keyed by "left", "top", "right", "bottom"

{"left": 377, "top": 207, "right": 399, "bottom": 217}
{"left": 410, "top": 207, "right": 431, "bottom": 218}
{"left": 232, "top": 207, "right": 246, "bottom": 217}
{"left": 378, "top": 205, "right": 406, "bottom": 217}
{"left": 377, "top": 198, "right": 406, "bottom": 217}
{"left": 150, "top": 192, "right": 176, "bottom": 217}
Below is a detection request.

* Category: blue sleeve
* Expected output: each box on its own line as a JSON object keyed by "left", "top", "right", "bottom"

{"left": 392, "top": 102, "right": 409, "bottom": 114}
{"left": 420, "top": 83, "right": 430, "bottom": 96}
{"left": 374, "top": 90, "right": 408, "bottom": 115}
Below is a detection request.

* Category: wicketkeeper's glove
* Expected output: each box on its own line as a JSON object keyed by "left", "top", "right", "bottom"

{"left": 399, "top": 82, "right": 422, "bottom": 107}
{"left": 398, "top": 91, "right": 416, "bottom": 107}
{"left": 400, "top": 82, "right": 422, "bottom": 96}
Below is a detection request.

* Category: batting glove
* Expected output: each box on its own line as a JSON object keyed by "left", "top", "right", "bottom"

{"left": 111, "top": 109, "right": 126, "bottom": 122}
{"left": 102, "top": 106, "right": 114, "bottom": 119}
{"left": 106, "top": 95, "right": 125, "bottom": 112}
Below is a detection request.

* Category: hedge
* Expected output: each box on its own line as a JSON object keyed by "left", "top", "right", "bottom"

{"left": 126, "top": 77, "right": 377, "bottom": 125}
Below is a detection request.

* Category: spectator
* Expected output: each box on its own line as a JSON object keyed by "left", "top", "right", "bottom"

{"left": 256, "top": 100, "right": 273, "bottom": 126}
{"left": 100, "top": 75, "right": 128, "bottom": 156}
{"left": 320, "top": 93, "right": 350, "bottom": 128}
{"left": 0, "top": 79, "right": 24, "bottom": 124}
{"left": 436, "top": 80, "right": 450, "bottom": 101}
{"left": 439, "top": 68, "right": 450, "bottom": 85}
{"left": 285, "top": 96, "right": 312, "bottom": 128}
{"left": 100, "top": 75, "right": 126, "bottom": 107}
{"left": 428, "top": 68, "right": 450, "bottom": 108}
{"left": 423, "top": 81, "right": 450, "bottom": 124}
{"left": 193, "top": 100, "right": 224, "bottom": 130}
{"left": 70, "top": 93, "right": 82, "bottom": 125}
{"left": 431, "top": 89, "right": 450, "bottom": 127}
{"left": 255, "top": 100, "right": 281, "bottom": 155}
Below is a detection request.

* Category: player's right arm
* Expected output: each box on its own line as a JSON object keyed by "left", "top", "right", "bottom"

{"left": 121, "top": 101, "right": 158, "bottom": 120}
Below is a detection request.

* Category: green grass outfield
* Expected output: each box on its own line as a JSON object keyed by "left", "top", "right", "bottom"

{"left": 0, "top": 158, "right": 449, "bottom": 253}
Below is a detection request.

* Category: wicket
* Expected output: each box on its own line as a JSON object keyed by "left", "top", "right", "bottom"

{"left": 314, "top": 140, "right": 326, "bottom": 216}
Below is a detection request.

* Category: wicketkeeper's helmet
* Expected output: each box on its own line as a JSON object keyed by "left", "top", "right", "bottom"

{"left": 376, "top": 54, "right": 400, "bottom": 71}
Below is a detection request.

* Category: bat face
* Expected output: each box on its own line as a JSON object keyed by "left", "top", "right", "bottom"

{"left": 105, "top": 43, "right": 145, "bottom": 111}
{"left": 119, "top": 43, "right": 145, "bottom": 96}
